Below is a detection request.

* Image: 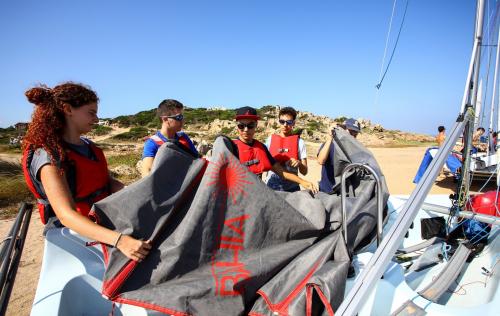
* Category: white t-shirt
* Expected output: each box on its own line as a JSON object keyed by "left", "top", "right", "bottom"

{"left": 264, "top": 135, "right": 307, "bottom": 182}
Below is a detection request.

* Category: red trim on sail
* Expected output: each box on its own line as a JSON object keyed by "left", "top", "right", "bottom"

{"left": 256, "top": 255, "right": 324, "bottom": 314}
{"left": 102, "top": 260, "right": 137, "bottom": 298}
{"left": 114, "top": 296, "right": 192, "bottom": 316}
{"left": 312, "top": 284, "right": 335, "bottom": 316}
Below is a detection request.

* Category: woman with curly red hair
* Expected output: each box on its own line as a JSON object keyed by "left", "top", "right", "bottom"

{"left": 22, "top": 82, "right": 150, "bottom": 262}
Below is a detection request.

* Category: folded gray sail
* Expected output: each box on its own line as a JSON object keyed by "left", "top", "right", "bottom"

{"left": 91, "top": 132, "right": 388, "bottom": 315}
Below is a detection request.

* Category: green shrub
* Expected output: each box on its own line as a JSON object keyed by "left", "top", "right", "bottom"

{"left": 0, "top": 126, "right": 19, "bottom": 145}
{"left": 220, "top": 127, "right": 233, "bottom": 135}
{"left": 91, "top": 125, "right": 112, "bottom": 136}
{"left": 306, "top": 121, "right": 325, "bottom": 132}
{"left": 112, "top": 127, "right": 149, "bottom": 140}
{"left": 0, "top": 160, "right": 32, "bottom": 218}
{"left": 184, "top": 108, "right": 236, "bottom": 124}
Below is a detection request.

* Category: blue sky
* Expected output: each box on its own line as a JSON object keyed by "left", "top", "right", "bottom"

{"left": 0, "top": 0, "right": 482, "bottom": 134}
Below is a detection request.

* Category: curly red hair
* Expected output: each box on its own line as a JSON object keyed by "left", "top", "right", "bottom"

{"left": 23, "top": 82, "right": 99, "bottom": 165}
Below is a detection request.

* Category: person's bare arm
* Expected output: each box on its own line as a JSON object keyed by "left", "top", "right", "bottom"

{"left": 40, "top": 165, "right": 151, "bottom": 261}
{"left": 288, "top": 157, "right": 308, "bottom": 175}
{"left": 299, "top": 158, "right": 308, "bottom": 175}
{"left": 271, "top": 163, "right": 318, "bottom": 194}
{"left": 317, "top": 136, "right": 333, "bottom": 165}
{"left": 141, "top": 157, "right": 154, "bottom": 178}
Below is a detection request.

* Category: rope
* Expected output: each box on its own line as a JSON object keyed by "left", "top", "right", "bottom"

{"left": 375, "top": 0, "right": 410, "bottom": 90}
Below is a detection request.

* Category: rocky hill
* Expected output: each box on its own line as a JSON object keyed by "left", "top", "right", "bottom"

{"left": 97, "top": 105, "right": 434, "bottom": 148}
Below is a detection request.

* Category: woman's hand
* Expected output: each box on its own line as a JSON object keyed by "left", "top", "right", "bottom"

{"left": 117, "top": 235, "right": 152, "bottom": 262}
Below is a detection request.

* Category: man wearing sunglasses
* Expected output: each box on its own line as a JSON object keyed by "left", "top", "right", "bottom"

{"left": 232, "top": 106, "right": 318, "bottom": 194}
{"left": 265, "top": 107, "right": 309, "bottom": 192}
{"left": 141, "top": 99, "right": 199, "bottom": 177}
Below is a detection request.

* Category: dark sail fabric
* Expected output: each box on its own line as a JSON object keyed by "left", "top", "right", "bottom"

{"left": 92, "top": 130, "right": 389, "bottom": 315}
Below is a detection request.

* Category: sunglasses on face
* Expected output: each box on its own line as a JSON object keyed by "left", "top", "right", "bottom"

{"left": 279, "top": 119, "right": 295, "bottom": 126}
{"left": 237, "top": 122, "right": 256, "bottom": 130}
{"left": 162, "top": 114, "right": 184, "bottom": 121}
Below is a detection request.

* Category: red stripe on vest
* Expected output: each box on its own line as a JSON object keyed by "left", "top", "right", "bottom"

{"left": 233, "top": 139, "right": 273, "bottom": 175}
{"left": 149, "top": 133, "right": 194, "bottom": 154}
{"left": 269, "top": 134, "right": 299, "bottom": 163}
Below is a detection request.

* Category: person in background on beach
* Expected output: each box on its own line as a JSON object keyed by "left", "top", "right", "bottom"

{"left": 141, "top": 99, "right": 199, "bottom": 177}
{"left": 317, "top": 118, "right": 361, "bottom": 193}
{"left": 472, "top": 127, "right": 488, "bottom": 152}
{"left": 341, "top": 118, "right": 361, "bottom": 138}
{"left": 436, "top": 126, "right": 446, "bottom": 147}
{"left": 232, "top": 106, "right": 318, "bottom": 194}
{"left": 265, "top": 107, "right": 308, "bottom": 192}
{"left": 316, "top": 124, "right": 337, "bottom": 194}
{"left": 22, "top": 82, "right": 151, "bottom": 262}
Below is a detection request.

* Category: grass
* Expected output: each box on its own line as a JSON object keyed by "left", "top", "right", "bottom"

{"left": 0, "top": 160, "right": 33, "bottom": 219}
{"left": 107, "top": 151, "right": 142, "bottom": 183}
{"left": 0, "top": 144, "right": 22, "bottom": 154}
{"left": 107, "top": 151, "right": 142, "bottom": 167}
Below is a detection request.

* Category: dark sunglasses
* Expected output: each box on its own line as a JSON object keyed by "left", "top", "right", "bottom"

{"left": 162, "top": 114, "right": 184, "bottom": 121}
{"left": 237, "top": 122, "right": 256, "bottom": 130}
{"left": 279, "top": 119, "right": 295, "bottom": 126}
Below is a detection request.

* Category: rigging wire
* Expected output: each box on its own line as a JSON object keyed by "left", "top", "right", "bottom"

{"left": 373, "top": 0, "right": 398, "bottom": 108}
{"left": 478, "top": 0, "right": 492, "bottom": 128}
{"left": 478, "top": 1, "right": 500, "bottom": 128}
{"left": 375, "top": 0, "right": 410, "bottom": 90}
{"left": 377, "top": 0, "right": 398, "bottom": 87}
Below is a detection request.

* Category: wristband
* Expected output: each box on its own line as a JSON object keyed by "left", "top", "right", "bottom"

{"left": 113, "top": 232, "right": 123, "bottom": 248}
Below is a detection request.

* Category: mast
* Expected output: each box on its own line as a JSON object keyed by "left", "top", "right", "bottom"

{"left": 458, "top": 0, "right": 486, "bottom": 208}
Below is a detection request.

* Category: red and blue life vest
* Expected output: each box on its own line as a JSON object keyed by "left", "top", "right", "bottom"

{"left": 233, "top": 139, "right": 273, "bottom": 175}
{"left": 149, "top": 133, "right": 199, "bottom": 157}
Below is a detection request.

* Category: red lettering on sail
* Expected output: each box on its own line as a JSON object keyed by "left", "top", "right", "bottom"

{"left": 211, "top": 214, "right": 252, "bottom": 296}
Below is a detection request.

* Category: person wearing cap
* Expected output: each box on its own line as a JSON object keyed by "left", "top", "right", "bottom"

{"left": 141, "top": 99, "right": 199, "bottom": 177}
{"left": 265, "top": 106, "right": 308, "bottom": 192}
{"left": 342, "top": 118, "right": 361, "bottom": 138}
{"left": 232, "top": 106, "right": 318, "bottom": 194}
{"left": 316, "top": 118, "right": 360, "bottom": 194}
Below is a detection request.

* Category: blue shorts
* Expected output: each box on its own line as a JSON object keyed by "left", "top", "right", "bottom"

{"left": 266, "top": 173, "right": 300, "bottom": 192}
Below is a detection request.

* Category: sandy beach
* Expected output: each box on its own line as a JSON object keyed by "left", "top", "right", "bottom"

{"left": 0, "top": 146, "right": 456, "bottom": 315}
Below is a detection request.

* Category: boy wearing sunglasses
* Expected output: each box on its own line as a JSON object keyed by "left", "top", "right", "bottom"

{"left": 141, "top": 99, "right": 199, "bottom": 177}
{"left": 265, "top": 107, "right": 309, "bottom": 192}
{"left": 232, "top": 107, "right": 318, "bottom": 194}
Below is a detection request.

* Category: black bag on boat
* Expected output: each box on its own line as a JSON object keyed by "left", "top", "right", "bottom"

{"left": 421, "top": 217, "right": 447, "bottom": 240}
